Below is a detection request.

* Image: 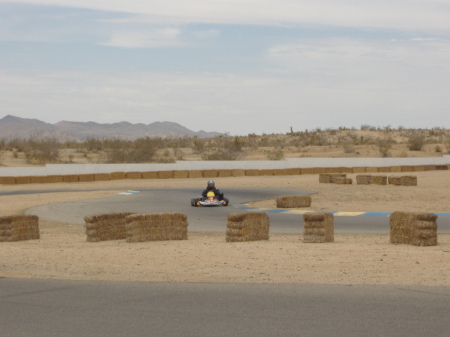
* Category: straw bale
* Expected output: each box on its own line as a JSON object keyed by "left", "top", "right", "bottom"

{"left": 378, "top": 167, "right": 392, "bottom": 173}
{"left": 15, "top": 176, "right": 31, "bottom": 184}
{"left": 84, "top": 212, "right": 134, "bottom": 242}
{"left": 173, "top": 170, "right": 189, "bottom": 179}
{"left": 245, "top": 169, "right": 260, "bottom": 176}
{"left": 401, "top": 166, "right": 414, "bottom": 172}
{"left": 126, "top": 172, "right": 142, "bottom": 179}
{"left": 324, "top": 167, "right": 343, "bottom": 174}
{"left": 217, "top": 170, "right": 233, "bottom": 177}
{"left": 125, "top": 212, "right": 188, "bottom": 242}
{"left": 356, "top": 175, "right": 371, "bottom": 185}
{"left": 109, "top": 172, "right": 126, "bottom": 180}
{"left": 47, "top": 175, "right": 63, "bottom": 183}
{"left": 389, "top": 211, "right": 437, "bottom": 246}
{"left": 273, "top": 168, "right": 300, "bottom": 176}
{"left": 300, "top": 168, "right": 318, "bottom": 175}
{"left": 229, "top": 169, "right": 243, "bottom": 177}
{"left": 371, "top": 176, "right": 388, "bottom": 185}
{"left": 202, "top": 170, "right": 218, "bottom": 178}
{"left": 94, "top": 173, "right": 110, "bottom": 181}
{"left": 400, "top": 176, "right": 417, "bottom": 186}
{"left": 424, "top": 165, "right": 436, "bottom": 171}
{"left": 0, "top": 215, "right": 40, "bottom": 242}
{"left": 365, "top": 167, "right": 379, "bottom": 173}
{"left": 259, "top": 169, "right": 274, "bottom": 176}
{"left": 142, "top": 171, "right": 158, "bottom": 179}
{"left": 352, "top": 167, "right": 366, "bottom": 173}
{"left": 319, "top": 173, "right": 332, "bottom": 183}
{"left": 390, "top": 166, "right": 402, "bottom": 172}
{"left": 62, "top": 175, "right": 79, "bottom": 183}
{"left": 0, "top": 176, "right": 16, "bottom": 184}
{"left": 188, "top": 170, "right": 204, "bottom": 178}
{"left": 276, "top": 196, "right": 311, "bottom": 208}
{"left": 157, "top": 171, "right": 174, "bottom": 179}
{"left": 79, "top": 174, "right": 95, "bottom": 182}
{"left": 435, "top": 165, "right": 448, "bottom": 170}
{"left": 226, "top": 212, "right": 270, "bottom": 242}
{"left": 303, "top": 212, "right": 334, "bottom": 243}
{"left": 413, "top": 165, "right": 425, "bottom": 172}
{"left": 30, "top": 176, "right": 49, "bottom": 184}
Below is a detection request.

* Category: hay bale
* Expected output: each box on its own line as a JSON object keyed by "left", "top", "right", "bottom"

{"left": 94, "top": 173, "right": 110, "bottom": 181}
{"left": 273, "top": 168, "right": 301, "bottom": 176}
{"left": 84, "top": 212, "right": 134, "bottom": 242}
{"left": 157, "top": 171, "right": 174, "bottom": 179}
{"left": 371, "top": 176, "right": 388, "bottom": 185}
{"left": 378, "top": 167, "right": 392, "bottom": 173}
{"left": 226, "top": 212, "right": 270, "bottom": 242}
{"left": 435, "top": 165, "right": 448, "bottom": 170}
{"left": 400, "top": 176, "right": 417, "bottom": 186}
{"left": 401, "top": 166, "right": 414, "bottom": 172}
{"left": 15, "top": 176, "right": 31, "bottom": 184}
{"left": 110, "top": 172, "right": 126, "bottom": 180}
{"left": 62, "top": 175, "right": 79, "bottom": 183}
{"left": 231, "top": 169, "right": 245, "bottom": 177}
{"left": 365, "top": 167, "right": 379, "bottom": 173}
{"left": 79, "top": 174, "right": 95, "bottom": 182}
{"left": 259, "top": 169, "right": 274, "bottom": 176}
{"left": 413, "top": 165, "right": 425, "bottom": 172}
{"left": 0, "top": 176, "right": 16, "bottom": 184}
{"left": 303, "top": 212, "right": 334, "bottom": 243}
{"left": 47, "top": 175, "right": 63, "bottom": 183}
{"left": 0, "top": 215, "right": 40, "bottom": 242}
{"left": 352, "top": 167, "right": 366, "bottom": 173}
{"left": 188, "top": 170, "right": 204, "bottom": 178}
{"left": 245, "top": 169, "right": 260, "bottom": 176}
{"left": 125, "top": 212, "right": 188, "bottom": 242}
{"left": 356, "top": 175, "right": 371, "bottom": 185}
{"left": 126, "top": 172, "right": 142, "bottom": 179}
{"left": 389, "top": 211, "right": 437, "bottom": 246}
{"left": 276, "top": 196, "right": 311, "bottom": 208}
{"left": 390, "top": 166, "right": 402, "bottom": 172}
{"left": 202, "top": 170, "right": 218, "bottom": 178}
{"left": 218, "top": 169, "right": 233, "bottom": 177}
{"left": 319, "top": 173, "right": 332, "bottom": 183}
{"left": 424, "top": 165, "right": 436, "bottom": 171}
{"left": 173, "top": 170, "right": 189, "bottom": 179}
{"left": 142, "top": 171, "right": 158, "bottom": 179}
{"left": 30, "top": 176, "right": 50, "bottom": 184}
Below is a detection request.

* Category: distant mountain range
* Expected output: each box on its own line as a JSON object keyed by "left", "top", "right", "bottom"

{"left": 0, "top": 115, "right": 222, "bottom": 141}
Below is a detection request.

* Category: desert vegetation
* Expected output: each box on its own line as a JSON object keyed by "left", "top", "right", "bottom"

{"left": 0, "top": 126, "right": 449, "bottom": 166}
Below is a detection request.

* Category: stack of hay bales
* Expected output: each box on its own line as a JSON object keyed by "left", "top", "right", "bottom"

{"left": 0, "top": 215, "right": 40, "bottom": 242}
{"left": 390, "top": 211, "right": 437, "bottom": 246}
{"left": 334, "top": 176, "right": 353, "bottom": 184}
{"left": 276, "top": 196, "right": 311, "bottom": 208}
{"left": 84, "top": 213, "right": 134, "bottom": 242}
{"left": 126, "top": 213, "right": 188, "bottom": 242}
{"left": 400, "top": 176, "right": 417, "bottom": 186}
{"left": 356, "top": 175, "right": 372, "bottom": 185}
{"left": 303, "top": 212, "right": 334, "bottom": 243}
{"left": 319, "top": 173, "right": 347, "bottom": 183}
{"left": 388, "top": 176, "right": 418, "bottom": 186}
{"left": 370, "top": 176, "right": 388, "bottom": 185}
{"left": 226, "top": 212, "right": 270, "bottom": 242}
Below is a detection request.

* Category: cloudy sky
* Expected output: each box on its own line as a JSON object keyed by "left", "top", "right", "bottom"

{"left": 1, "top": 1, "right": 449, "bottom": 135}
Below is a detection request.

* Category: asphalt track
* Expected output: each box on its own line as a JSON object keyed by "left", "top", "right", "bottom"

{"left": 4, "top": 187, "right": 450, "bottom": 336}
{"left": 23, "top": 187, "right": 450, "bottom": 233}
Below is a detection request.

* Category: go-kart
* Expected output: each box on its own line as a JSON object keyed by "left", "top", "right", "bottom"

{"left": 191, "top": 191, "right": 229, "bottom": 207}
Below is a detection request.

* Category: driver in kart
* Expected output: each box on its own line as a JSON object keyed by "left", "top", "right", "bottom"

{"left": 202, "top": 180, "right": 223, "bottom": 200}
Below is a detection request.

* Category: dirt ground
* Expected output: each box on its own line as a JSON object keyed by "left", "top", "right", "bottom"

{"left": 1, "top": 171, "right": 449, "bottom": 285}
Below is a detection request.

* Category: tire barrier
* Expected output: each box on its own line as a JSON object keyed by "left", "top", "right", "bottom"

{"left": 303, "top": 212, "right": 334, "bottom": 243}
{"left": 226, "top": 212, "right": 270, "bottom": 242}
{"left": 390, "top": 212, "right": 437, "bottom": 246}
{"left": 276, "top": 196, "right": 311, "bottom": 208}
{"left": 0, "top": 164, "right": 447, "bottom": 185}
{"left": 0, "top": 215, "right": 40, "bottom": 242}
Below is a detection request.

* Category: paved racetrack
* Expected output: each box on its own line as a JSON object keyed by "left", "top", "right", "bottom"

{"left": 24, "top": 187, "right": 450, "bottom": 233}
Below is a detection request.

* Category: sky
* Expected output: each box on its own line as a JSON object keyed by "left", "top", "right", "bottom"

{"left": 0, "top": 1, "right": 449, "bottom": 135}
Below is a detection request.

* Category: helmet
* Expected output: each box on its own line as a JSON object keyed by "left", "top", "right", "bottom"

{"left": 207, "top": 180, "right": 215, "bottom": 189}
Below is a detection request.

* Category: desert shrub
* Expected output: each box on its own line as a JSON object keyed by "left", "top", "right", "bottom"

{"left": 23, "top": 134, "right": 61, "bottom": 164}
{"left": 407, "top": 132, "right": 426, "bottom": 151}
{"left": 377, "top": 137, "right": 394, "bottom": 157}
{"left": 104, "top": 137, "right": 157, "bottom": 163}
{"left": 84, "top": 138, "right": 103, "bottom": 152}
{"left": 266, "top": 148, "right": 285, "bottom": 160}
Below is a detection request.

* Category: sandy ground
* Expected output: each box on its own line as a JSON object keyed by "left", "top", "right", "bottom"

{"left": 1, "top": 171, "right": 449, "bottom": 285}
